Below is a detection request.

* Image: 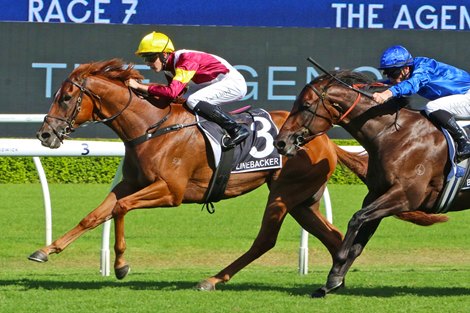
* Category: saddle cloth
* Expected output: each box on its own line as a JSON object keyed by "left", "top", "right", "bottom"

{"left": 196, "top": 108, "right": 282, "bottom": 173}
{"left": 436, "top": 120, "right": 470, "bottom": 213}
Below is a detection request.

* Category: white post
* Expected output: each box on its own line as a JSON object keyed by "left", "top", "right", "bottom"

{"left": 100, "top": 159, "right": 124, "bottom": 277}
{"left": 32, "top": 156, "right": 52, "bottom": 245}
{"left": 324, "top": 186, "right": 333, "bottom": 224}
{"left": 299, "top": 186, "right": 333, "bottom": 275}
{"left": 298, "top": 228, "right": 309, "bottom": 275}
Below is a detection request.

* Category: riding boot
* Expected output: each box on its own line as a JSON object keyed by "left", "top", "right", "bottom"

{"left": 194, "top": 101, "right": 250, "bottom": 148}
{"left": 429, "top": 110, "right": 470, "bottom": 161}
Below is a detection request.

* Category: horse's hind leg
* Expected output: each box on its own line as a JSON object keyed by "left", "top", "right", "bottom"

{"left": 28, "top": 191, "right": 119, "bottom": 262}
{"left": 196, "top": 198, "right": 289, "bottom": 290}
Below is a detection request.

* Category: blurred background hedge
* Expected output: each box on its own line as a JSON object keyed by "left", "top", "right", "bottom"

{"left": 0, "top": 139, "right": 363, "bottom": 184}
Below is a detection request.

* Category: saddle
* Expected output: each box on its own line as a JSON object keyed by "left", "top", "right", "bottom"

{"left": 196, "top": 108, "right": 282, "bottom": 173}
{"left": 436, "top": 119, "right": 470, "bottom": 213}
{"left": 196, "top": 107, "right": 282, "bottom": 209}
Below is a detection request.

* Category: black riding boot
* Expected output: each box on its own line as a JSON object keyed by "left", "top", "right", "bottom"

{"left": 429, "top": 110, "right": 470, "bottom": 161}
{"left": 194, "top": 101, "right": 250, "bottom": 148}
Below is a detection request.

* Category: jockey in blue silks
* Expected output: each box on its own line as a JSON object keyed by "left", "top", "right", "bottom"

{"left": 373, "top": 45, "right": 470, "bottom": 161}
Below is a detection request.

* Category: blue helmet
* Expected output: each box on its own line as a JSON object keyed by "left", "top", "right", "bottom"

{"left": 379, "top": 45, "right": 414, "bottom": 69}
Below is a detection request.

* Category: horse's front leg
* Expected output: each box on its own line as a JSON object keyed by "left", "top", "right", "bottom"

{"left": 28, "top": 181, "right": 135, "bottom": 263}
{"left": 28, "top": 196, "right": 114, "bottom": 261}
{"left": 313, "top": 185, "right": 409, "bottom": 298}
{"left": 111, "top": 179, "right": 181, "bottom": 280}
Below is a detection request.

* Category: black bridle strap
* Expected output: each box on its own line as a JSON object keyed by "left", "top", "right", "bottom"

{"left": 124, "top": 104, "right": 203, "bottom": 147}
{"left": 42, "top": 78, "right": 90, "bottom": 142}
{"left": 124, "top": 120, "right": 201, "bottom": 148}
{"left": 304, "top": 83, "right": 336, "bottom": 127}
{"left": 305, "top": 83, "right": 324, "bottom": 99}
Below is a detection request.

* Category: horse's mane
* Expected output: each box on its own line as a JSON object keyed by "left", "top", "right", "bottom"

{"left": 311, "top": 70, "right": 409, "bottom": 107}
{"left": 310, "top": 70, "right": 373, "bottom": 86}
{"left": 70, "top": 58, "right": 144, "bottom": 82}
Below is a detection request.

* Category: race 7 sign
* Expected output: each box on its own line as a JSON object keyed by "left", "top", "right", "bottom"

{"left": 28, "top": 0, "right": 138, "bottom": 24}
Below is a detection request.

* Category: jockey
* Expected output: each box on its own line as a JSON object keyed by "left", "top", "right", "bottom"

{"left": 373, "top": 45, "right": 470, "bottom": 161}
{"left": 126, "top": 31, "right": 249, "bottom": 148}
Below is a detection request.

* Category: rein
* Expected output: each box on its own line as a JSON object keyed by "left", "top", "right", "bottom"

{"left": 124, "top": 105, "right": 201, "bottom": 148}
{"left": 338, "top": 85, "right": 362, "bottom": 122}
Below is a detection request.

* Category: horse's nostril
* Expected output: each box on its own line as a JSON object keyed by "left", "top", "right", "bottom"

{"left": 274, "top": 140, "right": 286, "bottom": 150}
{"left": 37, "top": 132, "right": 51, "bottom": 140}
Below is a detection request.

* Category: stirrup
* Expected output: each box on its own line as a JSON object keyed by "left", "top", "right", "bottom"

{"left": 457, "top": 148, "right": 470, "bottom": 161}
{"left": 221, "top": 134, "right": 235, "bottom": 149}
{"left": 456, "top": 141, "right": 470, "bottom": 161}
{"left": 221, "top": 126, "right": 249, "bottom": 149}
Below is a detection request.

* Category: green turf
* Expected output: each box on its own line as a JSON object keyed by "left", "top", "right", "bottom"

{"left": 1, "top": 184, "right": 469, "bottom": 312}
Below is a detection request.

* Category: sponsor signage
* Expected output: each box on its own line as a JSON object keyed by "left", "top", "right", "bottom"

{"left": 0, "top": 1, "right": 469, "bottom": 31}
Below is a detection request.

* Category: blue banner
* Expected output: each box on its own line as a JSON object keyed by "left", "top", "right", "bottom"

{"left": 0, "top": 0, "right": 469, "bottom": 30}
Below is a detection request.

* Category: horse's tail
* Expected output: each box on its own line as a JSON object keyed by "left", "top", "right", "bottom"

{"left": 395, "top": 211, "right": 448, "bottom": 226}
{"left": 333, "top": 144, "right": 368, "bottom": 183}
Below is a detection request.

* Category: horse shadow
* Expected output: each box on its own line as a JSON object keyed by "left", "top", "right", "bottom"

{"left": 2, "top": 278, "right": 470, "bottom": 297}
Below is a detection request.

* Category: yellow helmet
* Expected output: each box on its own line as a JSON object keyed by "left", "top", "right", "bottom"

{"left": 135, "top": 32, "right": 175, "bottom": 56}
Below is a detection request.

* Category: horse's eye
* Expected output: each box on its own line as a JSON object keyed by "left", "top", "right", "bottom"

{"left": 59, "top": 94, "right": 72, "bottom": 105}
{"left": 331, "top": 102, "right": 343, "bottom": 113}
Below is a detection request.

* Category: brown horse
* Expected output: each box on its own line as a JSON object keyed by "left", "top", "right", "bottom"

{"left": 274, "top": 70, "right": 468, "bottom": 297}
{"left": 29, "top": 59, "right": 369, "bottom": 290}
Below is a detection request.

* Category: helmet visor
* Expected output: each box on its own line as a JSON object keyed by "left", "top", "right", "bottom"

{"left": 142, "top": 53, "right": 160, "bottom": 63}
{"left": 383, "top": 67, "right": 402, "bottom": 80}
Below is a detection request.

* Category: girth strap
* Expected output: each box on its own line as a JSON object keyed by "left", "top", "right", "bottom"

{"left": 435, "top": 158, "right": 470, "bottom": 213}
{"left": 202, "top": 145, "right": 235, "bottom": 214}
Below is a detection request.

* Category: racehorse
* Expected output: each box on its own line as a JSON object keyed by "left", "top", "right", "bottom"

{"left": 274, "top": 69, "right": 468, "bottom": 297}
{"left": 29, "top": 59, "right": 372, "bottom": 290}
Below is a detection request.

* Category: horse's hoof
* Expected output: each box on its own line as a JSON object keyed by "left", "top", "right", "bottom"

{"left": 28, "top": 250, "right": 48, "bottom": 263}
{"left": 115, "top": 265, "right": 130, "bottom": 280}
{"left": 311, "top": 286, "right": 328, "bottom": 298}
{"left": 311, "top": 279, "right": 345, "bottom": 298}
{"left": 195, "top": 280, "right": 216, "bottom": 291}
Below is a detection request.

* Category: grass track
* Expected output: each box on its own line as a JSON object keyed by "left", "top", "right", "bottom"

{"left": 1, "top": 184, "right": 469, "bottom": 312}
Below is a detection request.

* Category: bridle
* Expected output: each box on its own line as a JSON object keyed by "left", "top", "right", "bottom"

{"left": 42, "top": 75, "right": 199, "bottom": 148}
{"left": 293, "top": 79, "right": 366, "bottom": 147}
{"left": 288, "top": 58, "right": 378, "bottom": 148}
{"left": 44, "top": 77, "right": 134, "bottom": 142}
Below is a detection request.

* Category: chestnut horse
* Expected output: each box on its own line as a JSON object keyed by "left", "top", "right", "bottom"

{"left": 29, "top": 59, "right": 369, "bottom": 290}
{"left": 274, "top": 70, "right": 468, "bottom": 297}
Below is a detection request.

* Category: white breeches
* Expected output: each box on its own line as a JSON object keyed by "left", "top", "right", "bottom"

{"left": 185, "top": 67, "right": 247, "bottom": 110}
{"left": 424, "top": 90, "right": 470, "bottom": 117}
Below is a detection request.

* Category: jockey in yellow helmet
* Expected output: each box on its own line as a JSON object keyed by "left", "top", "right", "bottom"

{"left": 127, "top": 31, "right": 249, "bottom": 148}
